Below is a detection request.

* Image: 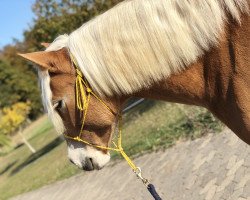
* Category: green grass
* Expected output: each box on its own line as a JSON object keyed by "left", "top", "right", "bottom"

{"left": 112, "top": 101, "right": 223, "bottom": 158}
{"left": 0, "top": 118, "right": 82, "bottom": 200}
{"left": 0, "top": 101, "right": 223, "bottom": 200}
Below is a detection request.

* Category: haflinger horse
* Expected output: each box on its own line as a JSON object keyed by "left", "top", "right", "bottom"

{"left": 19, "top": 0, "right": 250, "bottom": 171}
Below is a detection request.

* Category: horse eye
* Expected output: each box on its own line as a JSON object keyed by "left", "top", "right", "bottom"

{"left": 53, "top": 100, "right": 65, "bottom": 110}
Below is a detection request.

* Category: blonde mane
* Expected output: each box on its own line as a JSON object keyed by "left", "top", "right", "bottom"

{"left": 46, "top": 0, "right": 249, "bottom": 97}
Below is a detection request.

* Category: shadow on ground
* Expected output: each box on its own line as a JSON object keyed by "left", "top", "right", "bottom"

{"left": 14, "top": 143, "right": 24, "bottom": 150}
{"left": 10, "top": 137, "right": 64, "bottom": 176}
{"left": 0, "top": 160, "right": 18, "bottom": 175}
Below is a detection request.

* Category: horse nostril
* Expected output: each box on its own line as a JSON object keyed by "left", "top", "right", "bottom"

{"left": 84, "top": 157, "right": 94, "bottom": 171}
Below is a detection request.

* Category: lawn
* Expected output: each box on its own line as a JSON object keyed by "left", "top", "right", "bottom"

{"left": 0, "top": 101, "right": 223, "bottom": 200}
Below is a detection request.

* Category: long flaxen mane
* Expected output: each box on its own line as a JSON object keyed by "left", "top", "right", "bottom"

{"left": 40, "top": 0, "right": 249, "bottom": 133}
{"left": 45, "top": 0, "right": 249, "bottom": 96}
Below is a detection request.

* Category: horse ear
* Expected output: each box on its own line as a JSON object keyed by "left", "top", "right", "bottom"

{"left": 18, "top": 51, "right": 56, "bottom": 71}
{"left": 41, "top": 42, "right": 50, "bottom": 48}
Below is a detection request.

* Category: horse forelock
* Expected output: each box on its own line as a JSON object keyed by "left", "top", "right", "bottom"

{"left": 38, "top": 69, "right": 65, "bottom": 134}
{"left": 45, "top": 34, "right": 69, "bottom": 52}
{"left": 48, "top": 0, "right": 249, "bottom": 97}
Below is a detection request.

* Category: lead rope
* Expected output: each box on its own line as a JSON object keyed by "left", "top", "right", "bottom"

{"left": 65, "top": 53, "right": 162, "bottom": 200}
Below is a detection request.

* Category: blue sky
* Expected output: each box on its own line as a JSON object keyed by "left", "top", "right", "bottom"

{"left": 0, "top": 0, "right": 35, "bottom": 48}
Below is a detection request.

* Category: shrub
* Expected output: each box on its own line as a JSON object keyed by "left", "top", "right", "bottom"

{"left": 0, "top": 102, "right": 31, "bottom": 146}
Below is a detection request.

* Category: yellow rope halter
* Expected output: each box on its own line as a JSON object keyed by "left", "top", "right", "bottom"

{"left": 64, "top": 51, "right": 162, "bottom": 200}
{"left": 63, "top": 53, "right": 144, "bottom": 173}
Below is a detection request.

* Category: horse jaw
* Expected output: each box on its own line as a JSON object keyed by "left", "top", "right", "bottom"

{"left": 67, "top": 140, "right": 110, "bottom": 170}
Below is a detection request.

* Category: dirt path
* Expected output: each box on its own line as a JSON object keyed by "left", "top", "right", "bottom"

{"left": 12, "top": 129, "right": 250, "bottom": 200}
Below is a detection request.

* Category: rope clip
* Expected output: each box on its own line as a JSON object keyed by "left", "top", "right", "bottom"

{"left": 134, "top": 167, "right": 149, "bottom": 186}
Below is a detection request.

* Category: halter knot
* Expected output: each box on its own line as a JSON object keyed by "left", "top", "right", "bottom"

{"left": 75, "top": 136, "right": 81, "bottom": 142}
{"left": 76, "top": 69, "right": 83, "bottom": 77}
{"left": 119, "top": 147, "right": 124, "bottom": 151}
{"left": 86, "top": 88, "right": 92, "bottom": 93}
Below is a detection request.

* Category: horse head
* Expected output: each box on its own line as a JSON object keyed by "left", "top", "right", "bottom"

{"left": 19, "top": 48, "right": 121, "bottom": 171}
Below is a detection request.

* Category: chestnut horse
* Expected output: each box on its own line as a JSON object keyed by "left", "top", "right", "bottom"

{"left": 20, "top": 0, "right": 250, "bottom": 171}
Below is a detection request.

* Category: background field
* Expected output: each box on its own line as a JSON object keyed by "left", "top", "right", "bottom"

{"left": 0, "top": 100, "right": 223, "bottom": 200}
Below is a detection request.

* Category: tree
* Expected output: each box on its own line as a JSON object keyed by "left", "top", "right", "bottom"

{"left": 24, "top": 0, "right": 124, "bottom": 50}
{"left": 0, "top": 60, "right": 42, "bottom": 119}
{"left": 0, "top": 102, "right": 36, "bottom": 153}
{"left": 0, "top": 102, "right": 31, "bottom": 135}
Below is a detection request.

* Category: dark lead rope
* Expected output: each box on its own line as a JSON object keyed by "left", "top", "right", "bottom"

{"left": 135, "top": 168, "right": 163, "bottom": 200}
{"left": 147, "top": 184, "right": 163, "bottom": 200}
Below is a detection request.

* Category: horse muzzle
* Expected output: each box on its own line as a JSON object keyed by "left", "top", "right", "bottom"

{"left": 67, "top": 140, "right": 110, "bottom": 171}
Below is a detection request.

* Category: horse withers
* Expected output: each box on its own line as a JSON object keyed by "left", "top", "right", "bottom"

{"left": 19, "top": 0, "right": 250, "bottom": 171}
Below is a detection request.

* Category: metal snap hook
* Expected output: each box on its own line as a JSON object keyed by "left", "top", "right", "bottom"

{"left": 134, "top": 167, "right": 149, "bottom": 186}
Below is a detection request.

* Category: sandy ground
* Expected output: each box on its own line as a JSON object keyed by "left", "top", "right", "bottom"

{"left": 12, "top": 128, "right": 250, "bottom": 200}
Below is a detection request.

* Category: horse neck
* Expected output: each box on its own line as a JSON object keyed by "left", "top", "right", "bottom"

{"left": 133, "top": 59, "right": 207, "bottom": 107}
{"left": 129, "top": 49, "right": 250, "bottom": 143}
{"left": 128, "top": 13, "right": 250, "bottom": 144}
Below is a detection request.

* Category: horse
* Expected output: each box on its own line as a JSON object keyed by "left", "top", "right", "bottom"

{"left": 19, "top": 0, "right": 250, "bottom": 171}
